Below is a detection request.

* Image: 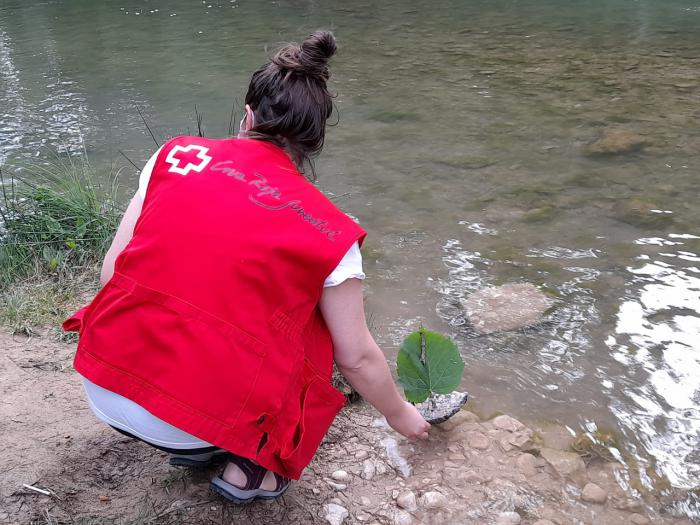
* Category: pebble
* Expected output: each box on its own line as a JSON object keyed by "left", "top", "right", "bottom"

{"left": 495, "top": 511, "right": 521, "bottom": 525}
{"left": 396, "top": 490, "right": 417, "bottom": 511}
{"left": 614, "top": 498, "right": 643, "bottom": 512}
{"left": 327, "top": 481, "right": 347, "bottom": 491}
{"left": 331, "top": 470, "right": 351, "bottom": 482}
{"left": 516, "top": 453, "right": 538, "bottom": 477}
{"left": 360, "top": 496, "right": 372, "bottom": 507}
{"left": 581, "top": 482, "right": 607, "bottom": 504}
{"left": 392, "top": 509, "right": 413, "bottom": 525}
{"left": 492, "top": 415, "right": 524, "bottom": 432}
{"left": 466, "top": 431, "right": 490, "bottom": 450}
{"left": 419, "top": 491, "right": 448, "bottom": 509}
{"left": 324, "top": 503, "right": 349, "bottom": 525}
{"left": 362, "top": 460, "right": 376, "bottom": 480}
{"left": 630, "top": 514, "right": 651, "bottom": 525}
{"left": 355, "top": 450, "right": 369, "bottom": 460}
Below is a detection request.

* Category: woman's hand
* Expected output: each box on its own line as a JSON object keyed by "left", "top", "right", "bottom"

{"left": 385, "top": 401, "right": 431, "bottom": 440}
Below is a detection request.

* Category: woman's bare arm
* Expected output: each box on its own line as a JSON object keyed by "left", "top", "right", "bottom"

{"left": 99, "top": 193, "right": 143, "bottom": 286}
{"left": 320, "top": 278, "right": 430, "bottom": 439}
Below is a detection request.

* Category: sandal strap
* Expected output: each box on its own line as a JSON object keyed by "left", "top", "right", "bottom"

{"left": 273, "top": 473, "right": 291, "bottom": 492}
{"left": 227, "top": 454, "right": 267, "bottom": 491}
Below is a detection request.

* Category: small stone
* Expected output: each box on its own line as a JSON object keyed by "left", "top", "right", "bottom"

{"left": 516, "top": 453, "right": 538, "bottom": 477}
{"left": 324, "top": 503, "right": 349, "bottom": 525}
{"left": 495, "top": 511, "right": 521, "bottom": 525}
{"left": 493, "top": 415, "right": 525, "bottom": 432}
{"left": 375, "top": 461, "right": 388, "bottom": 475}
{"left": 630, "top": 513, "right": 651, "bottom": 525}
{"left": 396, "top": 490, "right": 417, "bottom": 511}
{"left": 417, "top": 391, "right": 469, "bottom": 424}
{"left": 614, "top": 498, "right": 643, "bottom": 512}
{"left": 355, "top": 450, "right": 369, "bottom": 460}
{"left": 466, "top": 431, "right": 490, "bottom": 450}
{"left": 392, "top": 510, "right": 413, "bottom": 525}
{"left": 331, "top": 470, "right": 351, "bottom": 482}
{"left": 499, "top": 438, "right": 515, "bottom": 452}
{"left": 581, "top": 482, "right": 607, "bottom": 504}
{"left": 362, "top": 460, "right": 376, "bottom": 480}
{"left": 438, "top": 410, "right": 480, "bottom": 431}
{"left": 360, "top": 496, "right": 372, "bottom": 507}
{"left": 540, "top": 448, "right": 586, "bottom": 477}
{"left": 313, "top": 488, "right": 321, "bottom": 495}
{"left": 327, "top": 481, "right": 347, "bottom": 491}
{"left": 419, "top": 491, "right": 448, "bottom": 509}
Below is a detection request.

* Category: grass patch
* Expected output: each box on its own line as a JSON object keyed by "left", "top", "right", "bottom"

{"left": 0, "top": 156, "right": 122, "bottom": 332}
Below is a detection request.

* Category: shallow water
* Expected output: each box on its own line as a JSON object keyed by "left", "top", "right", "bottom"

{"left": 1, "top": 0, "right": 699, "bottom": 517}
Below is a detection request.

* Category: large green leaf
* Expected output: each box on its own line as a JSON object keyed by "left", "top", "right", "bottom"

{"left": 396, "top": 328, "right": 465, "bottom": 403}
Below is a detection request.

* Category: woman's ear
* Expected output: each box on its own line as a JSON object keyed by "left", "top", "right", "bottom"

{"left": 238, "top": 104, "right": 255, "bottom": 137}
{"left": 244, "top": 104, "right": 255, "bottom": 131}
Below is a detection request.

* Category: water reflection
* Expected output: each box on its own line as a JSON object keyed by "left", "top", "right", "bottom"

{"left": 610, "top": 239, "right": 700, "bottom": 492}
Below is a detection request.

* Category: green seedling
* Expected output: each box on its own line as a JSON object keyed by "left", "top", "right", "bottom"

{"left": 396, "top": 327, "right": 465, "bottom": 404}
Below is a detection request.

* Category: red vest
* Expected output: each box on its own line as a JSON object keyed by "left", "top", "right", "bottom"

{"left": 64, "top": 137, "right": 366, "bottom": 479}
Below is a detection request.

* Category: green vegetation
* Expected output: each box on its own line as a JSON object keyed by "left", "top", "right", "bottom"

{"left": 396, "top": 327, "right": 465, "bottom": 403}
{"left": 0, "top": 157, "right": 122, "bottom": 332}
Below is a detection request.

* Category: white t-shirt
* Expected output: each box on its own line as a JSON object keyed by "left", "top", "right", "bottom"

{"left": 82, "top": 148, "right": 364, "bottom": 448}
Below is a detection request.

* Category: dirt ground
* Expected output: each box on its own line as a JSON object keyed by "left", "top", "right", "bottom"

{"left": 0, "top": 331, "right": 695, "bottom": 525}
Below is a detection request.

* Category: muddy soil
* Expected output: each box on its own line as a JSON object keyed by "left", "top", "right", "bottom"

{"left": 0, "top": 332, "right": 694, "bottom": 525}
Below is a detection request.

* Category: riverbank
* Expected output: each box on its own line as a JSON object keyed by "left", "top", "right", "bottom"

{"left": 1, "top": 329, "right": 694, "bottom": 525}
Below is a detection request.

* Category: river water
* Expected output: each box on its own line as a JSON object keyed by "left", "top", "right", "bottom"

{"left": 1, "top": 0, "right": 699, "bottom": 518}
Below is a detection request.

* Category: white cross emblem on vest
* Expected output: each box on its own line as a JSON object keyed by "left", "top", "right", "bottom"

{"left": 165, "top": 144, "right": 212, "bottom": 176}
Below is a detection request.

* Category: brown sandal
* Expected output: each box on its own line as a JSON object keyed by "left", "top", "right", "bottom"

{"left": 210, "top": 454, "right": 290, "bottom": 504}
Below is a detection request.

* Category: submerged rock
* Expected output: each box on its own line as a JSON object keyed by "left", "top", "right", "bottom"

{"left": 613, "top": 198, "right": 673, "bottom": 228}
{"left": 462, "top": 283, "right": 552, "bottom": 334}
{"left": 417, "top": 391, "right": 469, "bottom": 424}
{"left": 586, "top": 129, "right": 649, "bottom": 155}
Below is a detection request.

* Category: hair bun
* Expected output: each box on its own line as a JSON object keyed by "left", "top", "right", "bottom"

{"left": 272, "top": 31, "right": 336, "bottom": 81}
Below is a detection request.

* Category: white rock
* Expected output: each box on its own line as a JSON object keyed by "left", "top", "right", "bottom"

{"left": 331, "top": 470, "right": 351, "bottom": 482}
{"left": 360, "top": 496, "right": 372, "bottom": 507}
{"left": 362, "top": 459, "right": 376, "bottom": 480}
{"left": 492, "top": 415, "right": 524, "bottom": 432}
{"left": 392, "top": 510, "right": 413, "bottom": 525}
{"left": 495, "top": 511, "right": 521, "bottom": 525}
{"left": 581, "top": 482, "right": 607, "bottom": 504}
{"left": 396, "top": 490, "right": 417, "bottom": 511}
{"left": 324, "top": 503, "right": 349, "bottom": 525}
{"left": 355, "top": 450, "right": 369, "bottom": 460}
{"left": 419, "top": 491, "right": 448, "bottom": 509}
{"left": 630, "top": 514, "right": 651, "bottom": 525}
{"left": 327, "top": 481, "right": 347, "bottom": 491}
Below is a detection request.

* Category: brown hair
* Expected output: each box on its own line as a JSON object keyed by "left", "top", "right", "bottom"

{"left": 244, "top": 31, "right": 337, "bottom": 180}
